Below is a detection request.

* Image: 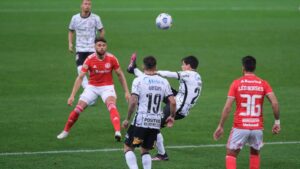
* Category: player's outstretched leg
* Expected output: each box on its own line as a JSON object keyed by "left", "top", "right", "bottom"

{"left": 127, "top": 52, "right": 137, "bottom": 74}
{"left": 57, "top": 105, "right": 84, "bottom": 139}
{"left": 106, "top": 98, "right": 122, "bottom": 142}
{"left": 152, "top": 133, "right": 169, "bottom": 161}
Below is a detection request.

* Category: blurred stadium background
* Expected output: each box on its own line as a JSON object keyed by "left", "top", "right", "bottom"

{"left": 0, "top": 0, "right": 300, "bottom": 168}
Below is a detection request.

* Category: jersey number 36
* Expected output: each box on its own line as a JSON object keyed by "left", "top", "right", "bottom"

{"left": 240, "top": 94, "right": 262, "bottom": 117}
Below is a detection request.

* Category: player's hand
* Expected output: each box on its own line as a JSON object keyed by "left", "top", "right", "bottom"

{"left": 272, "top": 124, "right": 281, "bottom": 134}
{"left": 67, "top": 96, "right": 74, "bottom": 106}
{"left": 68, "top": 43, "right": 74, "bottom": 53}
{"left": 125, "top": 92, "right": 130, "bottom": 102}
{"left": 166, "top": 116, "right": 175, "bottom": 128}
{"left": 213, "top": 126, "right": 224, "bottom": 141}
{"left": 122, "top": 120, "right": 129, "bottom": 129}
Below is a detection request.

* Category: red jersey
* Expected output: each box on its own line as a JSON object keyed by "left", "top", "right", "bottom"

{"left": 228, "top": 74, "right": 273, "bottom": 130}
{"left": 81, "top": 52, "right": 120, "bottom": 86}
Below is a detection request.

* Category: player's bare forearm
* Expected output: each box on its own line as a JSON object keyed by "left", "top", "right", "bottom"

{"left": 272, "top": 102, "right": 280, "bottom": 120}
{"left": 70, "top": 76, "right": 83, "bottom": 98}
{"left": 169, "top": 96, "right": 176, "bottom": 117}
{"left": 122, "top": 95, "right": 137, "bottom": 129}
{"left": 267, "top": 93, "right": 280, "bottom": 120}
{"left": 68, "top": 31, "right": 74, "bottom": 52}
{"left": 218, "top": 108, "right": 231, "bottom": 127}
{"left": 126, "top": 95, "right": 138, "bottom": 120}
{"left": 218, "top": 97, "right": 234, "bottom": 127}
{"left": 116, "top": 69, "right": 130, "bottom": 94}
{"left": 99, "top": 29, "right": 105, "bottom": 38}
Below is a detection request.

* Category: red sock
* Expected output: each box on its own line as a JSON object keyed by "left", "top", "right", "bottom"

{"left": 106, "top": 102, "right": 120, "bottom": 131}
{"left": 63, "top": 105, "right": 82, "bottom": 132}
{"left": 250, "top": 155, "right": 260, "bottom": 169}
{"left": 226, "top": 155, "right": 236, "bottom": 169}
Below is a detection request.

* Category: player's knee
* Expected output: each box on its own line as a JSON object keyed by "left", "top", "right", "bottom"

{"left": 226, "top": 149, "right": 239, "bottom": 157}
{"left": 74, "top": 105, "right": 84, "bottom": 114}
{"left": 141, "top": 149, "right": 150, "bottom": 155}
{"left": 106, "top": 101, "right": 117, "bottom": 111}
{"left": 124, "top": 145, "right": 134, "bottom": 153}
{"left": 250, "top": 147, "right": 260, "bottom": 155}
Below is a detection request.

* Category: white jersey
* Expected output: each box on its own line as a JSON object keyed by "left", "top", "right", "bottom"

{"left": 157, "top": 70, "right": 202, "bottom": 116}
{"left": 69, "top": 13, "right": 103, "bottom": 52}
{"left": 131, "top": 75, "right": 173, "bottom": 129}
{"left": 176, "top": 71, "right": 202, "bottom": 116}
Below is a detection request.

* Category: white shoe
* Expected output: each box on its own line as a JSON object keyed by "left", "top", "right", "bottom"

{"left": 115, "top": 131, "right": 121, "bottom": 142}
{"left": 57, "top": 131, "right": 69, "bottom": 139}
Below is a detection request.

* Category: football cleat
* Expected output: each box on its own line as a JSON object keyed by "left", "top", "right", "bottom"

{"left": 57, "top": 131, "right": 69, "bottom": 139}
{"left": 115, "top": 131, "right": 122, "bottom": 142}
{"left": 152, "top": 153, "right": 169, "bottom": 161}
{"left": 127, "top": 52, "right": 137, "bottom": 74}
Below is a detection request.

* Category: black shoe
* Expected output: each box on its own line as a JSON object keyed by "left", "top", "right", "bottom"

{"left": 127, "top": 52, "right": 137, "bottom": 74}
{"left": 115, "top": 131, "right": 121, "bottom": 142}
{"left": 152, "top": 153, "right": 169, "bottom": 161}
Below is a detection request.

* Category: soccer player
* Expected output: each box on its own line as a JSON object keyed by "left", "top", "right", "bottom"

{"left": 68, "top": 0, "right": 105, "bottom": 89}
{"left": 122, "top": 56, "right": 176, "bottom": 169}
{"left": 213, "top": 56, "right": 281, "bottom": 169}
{"left": 57, "top": 37, "right": 130, "bottom": 141}
{"left": 127, "top": 54, "right": 202, "bottom": 161}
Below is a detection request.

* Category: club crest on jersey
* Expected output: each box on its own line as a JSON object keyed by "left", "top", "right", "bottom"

{"left": 105, "top": 63, "right": 111, "bottom": 69}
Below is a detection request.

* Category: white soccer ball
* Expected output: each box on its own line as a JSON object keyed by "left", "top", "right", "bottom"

{"left": 155, "top": 13, "right": 172, "bottom": 30}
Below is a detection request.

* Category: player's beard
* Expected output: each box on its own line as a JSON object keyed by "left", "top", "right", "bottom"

{"left": 96, "top": 50, "right": 105, "bottom": 59}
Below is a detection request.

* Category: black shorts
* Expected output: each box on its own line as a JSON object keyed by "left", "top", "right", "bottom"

{"left": 76, "top": 52, "right": 94, "bottom": 66}
{"left": 124, "top": 125, "right": 159, "bottom": 150}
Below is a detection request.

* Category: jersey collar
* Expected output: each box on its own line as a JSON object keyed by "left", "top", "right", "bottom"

{"left": 80, "top": 12, "right": 91, "bottom": 18}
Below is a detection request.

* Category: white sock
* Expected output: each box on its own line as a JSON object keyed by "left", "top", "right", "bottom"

{"left": 142, "top": 153, "right": 151, "bottom": 169}
{"left": 134, "top": 68, "right": 143, "bottom": 77}
{"left": 125, "top": 151, "right": 139, "bottom": 169}
{"left": 77, "top": 66, "right": 88, "bottom": 88}
{"left": 156, "top": 133, "right": 166, "bottom": 155}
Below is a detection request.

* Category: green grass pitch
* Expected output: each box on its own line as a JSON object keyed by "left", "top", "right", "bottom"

{"left": 0, "top": 0, "right": 300, "bottom": 168}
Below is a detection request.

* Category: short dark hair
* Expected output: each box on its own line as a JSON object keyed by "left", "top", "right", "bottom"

{"left": 242, "top": 55, "right": 256, "bottom": 72}
{"left": 182, "top": 55, "right": 198, "bottom": 69}
{"left": 143, "top": 56, "right": 156, "bottom": 70}
{"left": 94, "top": 37, "right": 107, "bottom": 44}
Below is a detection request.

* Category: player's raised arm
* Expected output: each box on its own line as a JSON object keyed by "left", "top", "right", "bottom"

{"left": 115, "top": 67, "right": 130, "bottom": 101}
{"left": 157, "top": 70, "right": 179, "bottom": 79}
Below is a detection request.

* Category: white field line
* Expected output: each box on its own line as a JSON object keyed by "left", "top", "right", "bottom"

{"left": 0, "top": 7, "right": 298, "bottom": 13}
{"left": 1, "top": 141, "right": 299, "bottom": 156}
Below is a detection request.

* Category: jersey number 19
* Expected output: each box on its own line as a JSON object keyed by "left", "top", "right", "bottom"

{"left": 146, "top": 93, "right": 162, "bottom": 114}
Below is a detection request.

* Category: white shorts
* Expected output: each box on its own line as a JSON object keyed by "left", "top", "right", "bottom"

{"left": 79, "top": 85, "right": 116, "bottom": 105}
{"left": 227, "top": 128, "right": 263, "bottom": 150}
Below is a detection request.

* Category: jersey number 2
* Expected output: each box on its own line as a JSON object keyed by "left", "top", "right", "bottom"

{"left": 240, "top": 94, "right": 262, "bottom": 117}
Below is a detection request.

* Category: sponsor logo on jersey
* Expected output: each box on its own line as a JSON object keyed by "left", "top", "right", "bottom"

{"left": 105, "top": 63, "right": 111, "bottom": 69}
{"left": 241, "top": 80, "right": 262, "bottom": 84}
